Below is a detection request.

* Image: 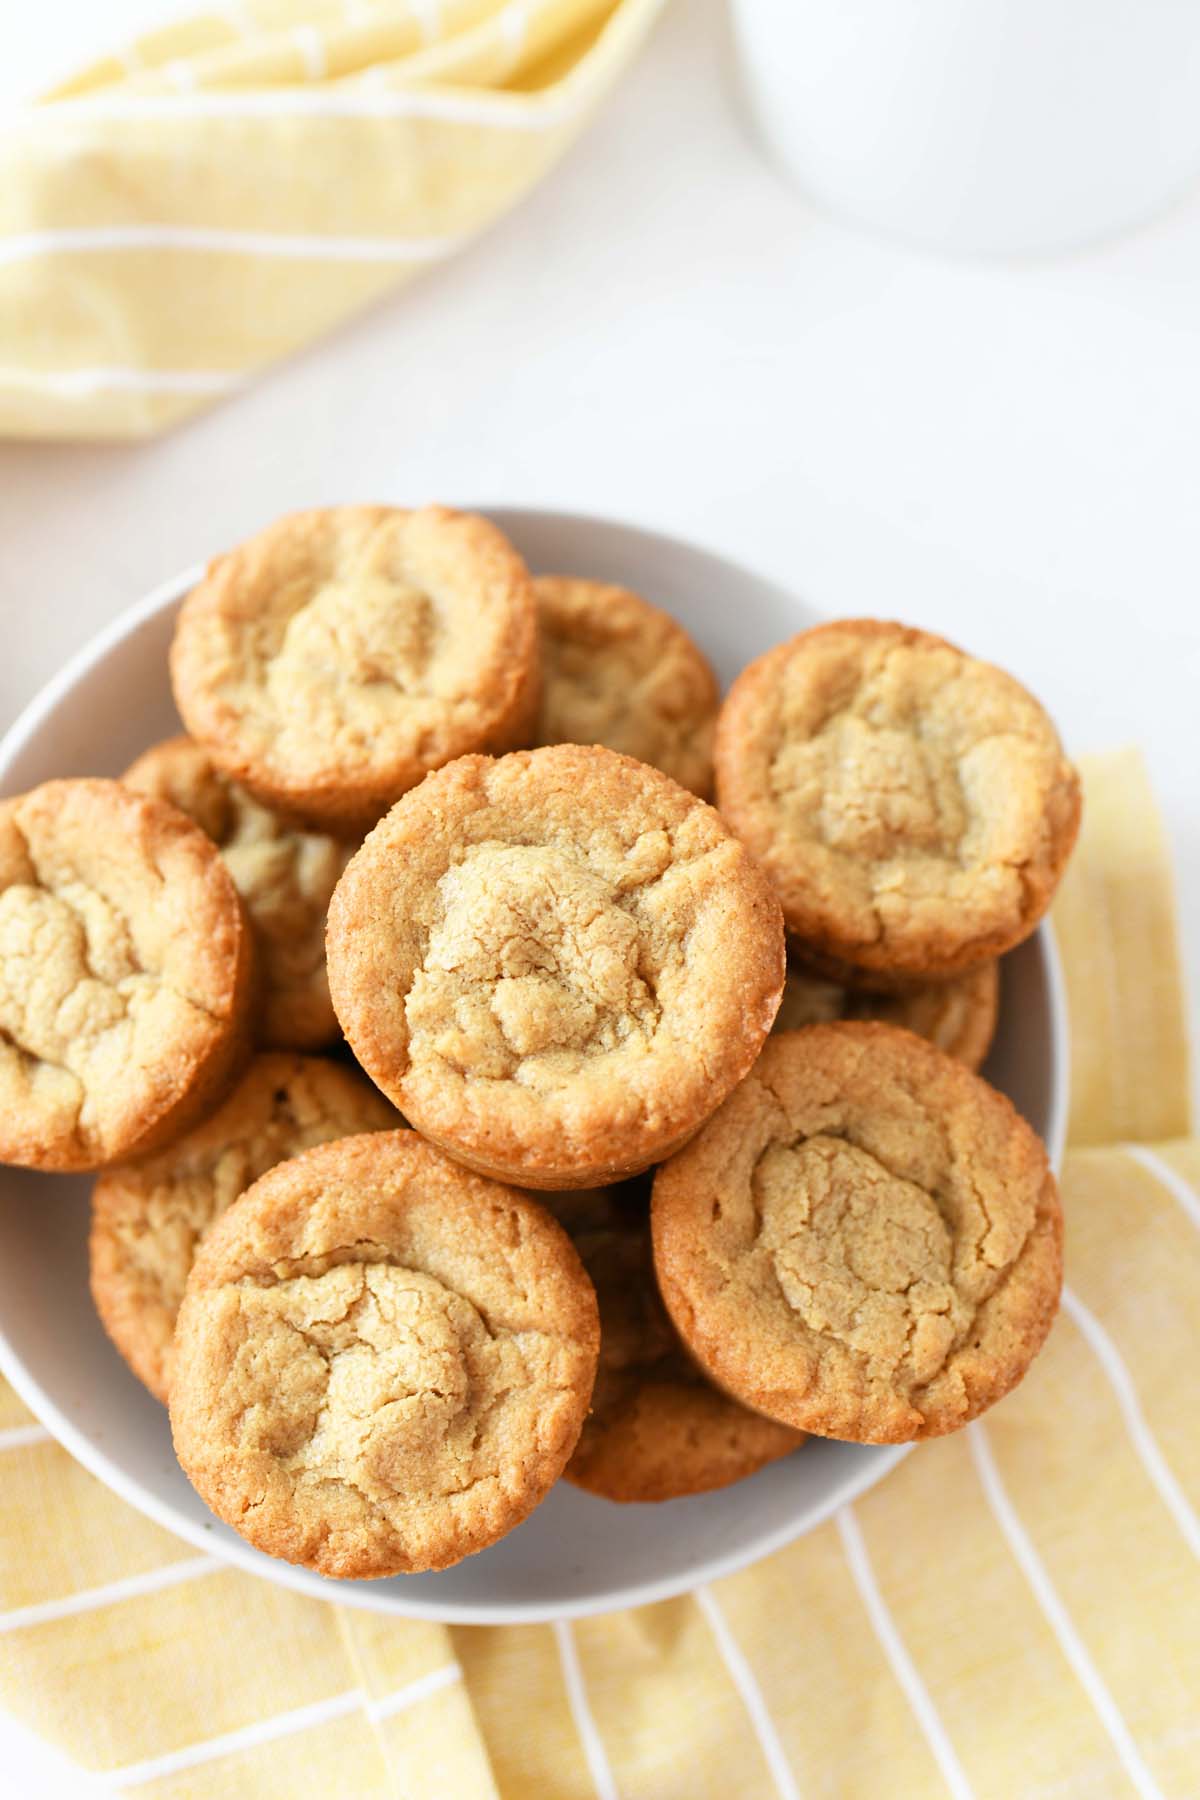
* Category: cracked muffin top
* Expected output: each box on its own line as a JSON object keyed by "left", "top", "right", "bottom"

{"left": 169, "top": 506, "right": 541, "bottom": 835}
{"left": 90, "top": 1053, "right": 398, "bottom": 1403}
{"left": 545, "top": 1183, "right": 802, "bottom": 1502}
{"left": 124, "top": 736, "right": 354, "bottom": 1051}
{"left": 169, "top": 1130, "right": 600, "bottom": 1578}
{"left": 652, "top": 1023, "right": 1062, "bottom": 1443}
{"left": 714, "top": 619, "right": 1081, "bottom": 980}
{"left": 533, "top": 576, "right": 719, "bottom": 796}
{"left": 326, "top": 743, "right": 786, "bottom": 1190}
{"left": 0, "top": 778, "right": 252, "bottom": 1172}
{"left": 772, "top": 958, "right": 999, "bottom": 1071}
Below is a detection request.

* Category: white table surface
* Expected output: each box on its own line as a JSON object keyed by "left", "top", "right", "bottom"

{"left": 1, "top": 0, "right": 1198, "bottom": 1791}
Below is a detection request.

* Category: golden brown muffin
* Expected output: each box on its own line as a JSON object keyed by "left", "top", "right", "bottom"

{"left": 169, "top": 506, "right": 541, "bottom": 834}
{"left": 533, "top": 576, "right": 719, "bottom": 795}
{"left": 90, "top": 1053, "right": 398, "bottom": 1403}
{"left": 0, "top": 779, "right": 252, "bottom": 1172}
{"left": 773, "top": 958, "right": 999, "bottom": 1071}
{"left": 124, "top": 736, "right": 353, "bottom": 1050}
{"left": 714, "top": 619, "right": 1081, "bottom": 981}
{"left": 652, "top": 1024, "right": 1062, "bottom": 1443}
{"left": 545, "top": 1183, "right": 802, "bottom": 1502}
{"left": 327, "top": 743, "right": 786, "bottom": 1190}
{"left": 170, "top": 1131, "right": 600, "bottom": 1578}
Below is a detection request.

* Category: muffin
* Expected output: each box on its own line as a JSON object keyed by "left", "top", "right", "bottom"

{"left": 533, "top": 576, "right": 719, "bottom": 795}
{"left": 124, "top": 736, "right": 354, "bottom": 1050}
{"left": 0, "top": 778, "right": 252, "bottom": 1171}
{"left": 327, "top": 743, "right": 786, "bottom": 1189}
{"left": 546, "top": 1182, "right": 802, "bottom": 1502}
{"left": 170, "top": 1131, "right": 600, "bottom": 1577}
{"left": 170, "top": 505, "right": 541, "bottom": 834}
{"left": 714, "top": 619, "right": 1081, "bottom": 981}
{"left": 773, "top": 958, "right": 999, "bottom": 1070}
{"left": 90, "top": 1053, "right": 398, "bottom": 1402}
{"left": 652, "top": 1024, "right": 1063, "bottom": 1443}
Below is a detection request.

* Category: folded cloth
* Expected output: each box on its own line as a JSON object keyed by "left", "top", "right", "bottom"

{"left": 0, "top": 746, "right": 1195, "bottom": 1799}
{"left": 0, "top": 0, "right": 666, "bottom": 441}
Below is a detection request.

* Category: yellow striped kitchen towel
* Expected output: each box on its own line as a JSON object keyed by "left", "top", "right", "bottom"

{"left": 0, "top": 744, "right": 1195, "bottom": 1799}
{"left": 0, "top": 0, "right": 666, "bottom": 442}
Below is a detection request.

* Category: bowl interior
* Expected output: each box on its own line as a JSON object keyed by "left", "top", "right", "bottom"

{"left": 0, "top": 509, "right": 1067, "bottom": 1622}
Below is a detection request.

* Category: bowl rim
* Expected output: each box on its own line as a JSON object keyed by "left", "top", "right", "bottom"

{"left": 0, "top": 509, "right": 1070, "bottom": 1621}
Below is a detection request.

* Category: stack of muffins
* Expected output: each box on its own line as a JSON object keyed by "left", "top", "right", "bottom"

{"left": 0, "top": 506, "right": 1080, "bottom": 1579}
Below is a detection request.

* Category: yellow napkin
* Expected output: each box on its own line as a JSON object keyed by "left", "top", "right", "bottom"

{"left": 0, "top": 0, "right": 665, "bottom": 442}
{"left": 0, "top": 745, "right": 1195, "bottom": 1799}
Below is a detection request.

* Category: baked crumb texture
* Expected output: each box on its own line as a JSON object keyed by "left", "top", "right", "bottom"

{"left": 547, "top": 1183, "right": 802, "bottom": 1502}
{"left": 0, "top": 778, "right": 252, "bottom": 1171}
{"left": 714, "top": 619, "right": 1081, "bottom": 980}
{"left": 169, "top": 505, "right": 542, "bottom": 834}
{"left": 90, "top": 1053, "right": 398, "bottom": 1403}
{"left": 124, "top": 736, "right": 354, "bottom": 1050}
{"left": 773, "top": 959, "right": 999, "bottom": 1071}
{"left": 169, "top": 1131, "right": 600, "bottom": 1578}
{"left": 652, "top": 1023, "right": 1062, "bottom": 1444}
{"left": 327, "top": 743, "right": 787, "bottom": 1190}
{"left": 534, "top": 576, "right": 719, "bottom": 796}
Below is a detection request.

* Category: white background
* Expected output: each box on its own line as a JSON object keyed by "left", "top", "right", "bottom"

{"left": 1, "top": 0, "right": 1198, "bottom": 1790}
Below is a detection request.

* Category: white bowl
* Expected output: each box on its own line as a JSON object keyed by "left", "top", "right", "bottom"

{"left": 0, "top": 509, "right": 1069, "bottom": 1623}
{"left": 729, "top": 0, "right": 1200, "bottom": 257}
